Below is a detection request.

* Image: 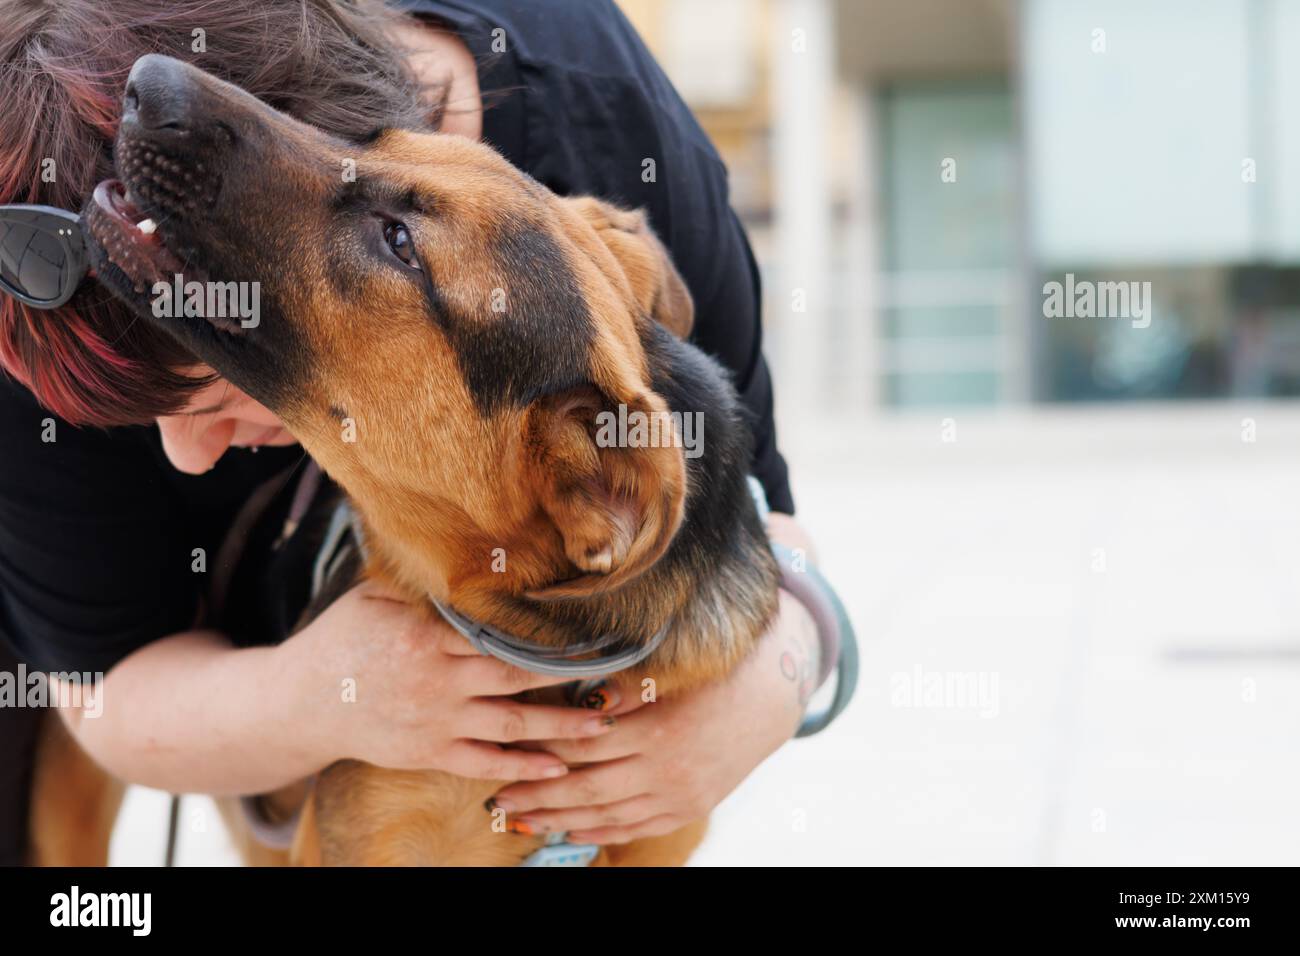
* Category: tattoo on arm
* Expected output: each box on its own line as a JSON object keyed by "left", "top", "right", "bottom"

{"left": 778, "top": 601, "right": 821, "bottom": 709}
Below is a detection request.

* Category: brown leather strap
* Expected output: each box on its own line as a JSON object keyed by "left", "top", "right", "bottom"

{"left": 205, "top": 461, "right": 302, "bottom": 622}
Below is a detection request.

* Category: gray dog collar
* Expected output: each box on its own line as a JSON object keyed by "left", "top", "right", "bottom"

{"left": 315, "top": 495, "right": 671, "bottom": 678}
{"left": 429, "top": 597, "right": 670, "bottom": 678}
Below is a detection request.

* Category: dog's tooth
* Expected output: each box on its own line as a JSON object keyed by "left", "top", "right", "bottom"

{"left": 137, "top": 218, "right": 157, "bottom": 235}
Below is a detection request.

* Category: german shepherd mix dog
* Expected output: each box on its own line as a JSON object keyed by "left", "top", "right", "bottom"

{"left": 35, "top": 54, "right": 779, "bottom": 866}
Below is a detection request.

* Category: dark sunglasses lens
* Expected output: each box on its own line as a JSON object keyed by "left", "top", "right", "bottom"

{"left": 0, "top": 210, "right": 75, "bottom": 305}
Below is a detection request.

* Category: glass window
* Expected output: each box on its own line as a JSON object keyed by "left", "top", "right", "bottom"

{"left": 879, "top": 83, "right": 1017, "bottom": 407}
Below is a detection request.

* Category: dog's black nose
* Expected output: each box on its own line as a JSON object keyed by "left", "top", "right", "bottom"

{"left": 124, "top": 54, "right": 197, "bottom": 134}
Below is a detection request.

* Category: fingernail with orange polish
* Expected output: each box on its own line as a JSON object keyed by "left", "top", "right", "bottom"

{"left": 583, "top": 686, "right": 620, "bottom": 711}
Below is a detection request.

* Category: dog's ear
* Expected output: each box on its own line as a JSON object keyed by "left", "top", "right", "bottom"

{"left": 565, "top": 197, "right": 694, "bottom": 340}
{"left": 524, "top": 383, "right": 687, "bottom": 600}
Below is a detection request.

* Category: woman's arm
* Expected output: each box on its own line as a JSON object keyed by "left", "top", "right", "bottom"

{"left": 59, "top": 579, "right": 621, "bottom": 795}
{"left": 61, "top": 630, "right": 316, "bottom": 795}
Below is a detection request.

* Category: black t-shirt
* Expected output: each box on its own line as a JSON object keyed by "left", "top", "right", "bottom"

{"left": 0, "top": 0, "right": 792, "bottom": 675}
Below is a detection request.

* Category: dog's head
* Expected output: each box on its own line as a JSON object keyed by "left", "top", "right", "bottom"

{"left": 88, "top": 55, "right": 696, "bottom": 599}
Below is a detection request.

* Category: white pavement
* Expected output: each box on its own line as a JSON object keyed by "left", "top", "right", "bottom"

{"left": 111, "top": 403, "right": 1300, "bottom": 865}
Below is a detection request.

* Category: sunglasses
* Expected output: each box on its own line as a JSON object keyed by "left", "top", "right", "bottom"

{"left": 0, "top": 205, "right": 90, "bottom": 309}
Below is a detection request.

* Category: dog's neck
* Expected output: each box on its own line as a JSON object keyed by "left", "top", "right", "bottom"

{"left": 361, "top": 325, "right": 780, "bottom": 689}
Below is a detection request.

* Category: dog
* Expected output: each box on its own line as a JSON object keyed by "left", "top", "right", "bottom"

{"left": 32, "top": 53, "right": 779, "bottom": 866}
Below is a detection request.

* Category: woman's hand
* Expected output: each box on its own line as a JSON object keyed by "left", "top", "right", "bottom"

{"left": 486, "top": 588, "right": 821, "bottom": 844}
{"left": 287, "top": 578, "right": 615, "bottom": 781}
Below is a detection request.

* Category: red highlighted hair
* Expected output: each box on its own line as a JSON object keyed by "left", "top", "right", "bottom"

{"left": 0, "top": 0, "right": 437, "bottom": 425}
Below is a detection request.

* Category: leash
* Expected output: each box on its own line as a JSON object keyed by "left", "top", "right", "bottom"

{"left": 748, "top": 478, "right": 859, "bottom": 738}
{"left": 163, "top": 458, "right": 312, "bottom": 865}
{"left": 235, "top": 462, "right": 329, "bottom": 853}
{"left": 164, "top": 794, "right": 180, "bottom": 868}
{"left": 773, "top": 540, "right": 859, "bottom": 737}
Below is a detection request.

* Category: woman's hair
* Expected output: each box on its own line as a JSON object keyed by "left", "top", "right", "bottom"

{"left": 0, "top": 0, "right": 438, "bottom": 425}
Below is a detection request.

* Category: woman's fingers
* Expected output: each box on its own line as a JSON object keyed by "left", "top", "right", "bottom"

{"left": 535, "top": 693, "right": 652, "bottom": 762}
{"left": 489, "top": 756, "right": 644, "bottom": 814}
{"left": 461, "top": 700, "right": 617, "bottom": 743}
{"left": 509, "top": 795, "right": 659, "bottom": 836}
{"left": 538, "top": 726, "right": 641, "bottom": 764}
{"left": 441, "top": 740, "right": 569, "bottom": 782}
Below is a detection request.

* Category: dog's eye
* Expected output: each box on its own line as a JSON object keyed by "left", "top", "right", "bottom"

{"left": 383, "top": 221, "right": 420, "bottom": 270}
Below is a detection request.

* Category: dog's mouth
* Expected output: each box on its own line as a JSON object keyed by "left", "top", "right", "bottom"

{"left": 84, "top": 97, "right": 258, "bottom": 336}
{"left": 86, "top": 176, "right": 251, "bottom": 337}
{"left": 85, "top": 179, "right": 183, "bottom": 291}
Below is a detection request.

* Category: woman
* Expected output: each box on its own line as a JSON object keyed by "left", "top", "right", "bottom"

{"left": 0, "top": 0, "right": 822, "bottom": 864}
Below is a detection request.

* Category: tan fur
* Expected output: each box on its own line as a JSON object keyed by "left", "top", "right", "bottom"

{"left": 29, "top": 713, "right": 123, "bottom": 866}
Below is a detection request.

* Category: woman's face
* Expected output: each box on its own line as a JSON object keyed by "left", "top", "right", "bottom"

{"left": 155, "top": 370, "right": 295, "bottom": 474}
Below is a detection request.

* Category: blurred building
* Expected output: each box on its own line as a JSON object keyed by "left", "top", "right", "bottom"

{"left": 619, "top": 0, "right": 1300, "bottom": 413}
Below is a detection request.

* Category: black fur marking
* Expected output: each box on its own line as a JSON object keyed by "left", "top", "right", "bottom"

{"left": 637, "top": 322, "right": 769, "bottom": 581}
{"left": 441, "top": 217, "right": 594, "bottom": 414}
